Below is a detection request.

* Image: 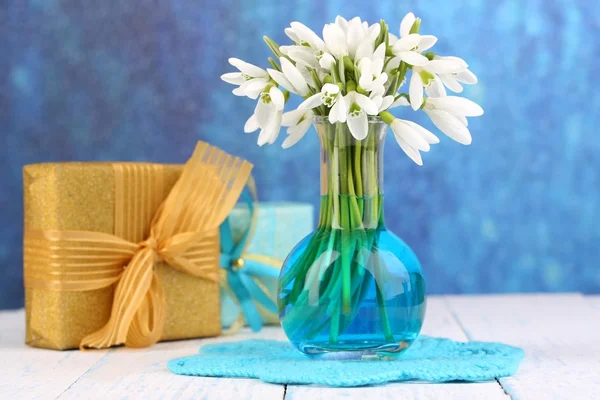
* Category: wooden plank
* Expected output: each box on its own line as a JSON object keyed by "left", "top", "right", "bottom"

{"left": 286, "top": 296, "right": 508, "bottom": 399}
{"left": 586, "top": 295, "right": 600, "bottom": 310}
{"left": 58, "top": 327, "right": 287, "bottom": 400}
{"left": 447, "top": 293, "right": 600, "bottom": 400}
{"left": 0, "top": 309, "right": 108, "bottom": 400}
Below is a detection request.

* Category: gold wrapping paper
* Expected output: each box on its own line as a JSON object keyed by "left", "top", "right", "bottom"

{"left": 23, "top": 143, "right": 252, "bottom": 350}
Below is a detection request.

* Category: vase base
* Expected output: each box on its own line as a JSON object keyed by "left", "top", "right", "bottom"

{"left": 298, "top": 339, "right": 412, "bottom": 360}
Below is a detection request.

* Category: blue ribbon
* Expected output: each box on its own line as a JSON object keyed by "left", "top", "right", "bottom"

{"left": 219, "top": 191, "right": 280, "bottom": 332}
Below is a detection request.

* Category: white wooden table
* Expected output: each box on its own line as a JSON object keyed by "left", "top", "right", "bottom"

{"left": 2, "top": 294, "right": 599, "bottom": 399}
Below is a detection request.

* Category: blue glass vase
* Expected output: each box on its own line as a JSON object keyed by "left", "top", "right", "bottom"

{"left": 278, "top": 117, "right": 426, "bottom": 357}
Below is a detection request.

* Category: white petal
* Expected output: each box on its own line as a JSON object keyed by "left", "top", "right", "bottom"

{"left": 270, "top": 86, "right": 285, "bottom": 111}
{"left": 373, "top": 43, "right": 386, "bottom": 63}
{"left": 395, "top": 135, "right": 423, "bottom": 165}
{"left": 299, "top": 93, "right": 323, "bottom": 109}
{"left": 428, "top": 96, "right": 484, "bottom": 117}
{"left": 417, "top": 35, "right": 437, "bottom": 52}
{"left": 228, "top": 58, "right": 266, "bottom": 78}
{"left": 392, "top": 119, "right": 430, "bottom": 151}
{"left": 425, "top": 109, "right": 472, "bottom": 144}
{"left": 355, "top": 38, "right": 374, "bottom": 61}
{"left": 247, "top": 80, "right": 270, "bottom": 99}
{"left": 403, "top": 120, "right": 440, "bottom": 144}
{"left": 323, "top": 23, "right": 348, "bottom": 58}
{"left": 335, "top": 16, "right": 349, "bottom": 33}
{"left": 330, "top": 94, "right": 347, "bottom": 123}
{"left": 281, "top": 108, "right": 304, "bottom": 127}
{"left": 290, "top": 22, "right": 325, "bottom": 50}
{"left": 370, "top": 95, "right": 383, "bottom": 110}
{"left": 458, "top": 115, "right": 469, "bottom": 126}
{"left": 221, "top": 72, "right": 246, "bottom": 85}
{"left": 379, "top": 95, "right": 395, "bottom": 112}
{"left": 354, "top": 93, "right": 378, "bottom": 115}
{"left": 439, "top": 73, "right": 464, "bottom": 93}
{"left": 393, "top": 33, "right": 421, "bottom": 52}
{"left": 398, "top": 51, "right": 429, "bottom": 66}
{"left": 284, "top": 28, "right": 300, "bottom": 44}
{"left": 368, "top": 23, "right": 381, "bottom": 42}
{"left": 268, "top": 69, "right": 295, "bottom": 93}
{"left": 425, "top": 75, "right": 447, "bottom": 98}
{"left": 280, "top": 58, "right": 309, "bottom": 96}
{"left": 456, "top": 69, "right": 478, "bottom": 84}
{"left": 255, "top": 101, "right": 274, "bottom": 128}
{"left": 323, "top": 83, "right": 340, "bottom": 95}
{"left": 346, "top": 19, "right": 364, "bottom": 58}
{"left": 426, "top": 59, "right": 467, "bottom": 74}
{"left": 319, "top": 52, "right": 336, "bottom": 70}
{"left": 232, "top": 86, "right": 246, "bottom": 97}
{"left": 244, "top": 114, "right": 259, "bottom": 133}
{"left": 348, "top": 112, "right": 368, "bottom": 140}
{"left": 287, "top": 47, "right": 319, "bottom": 69}
{"left": 409, "top": 71, "right": 424, "bottom": 110}
{"left": 257, "top": 112, "right": 282, "bottom": 146}
{"left": 283, "top": 118, "right": 312, "bottom": 148}
{"left": 400, "top": 12, "right": 416, "bottom": 38}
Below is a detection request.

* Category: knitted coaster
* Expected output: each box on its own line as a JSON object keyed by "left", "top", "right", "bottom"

{"left": 168, "top": 337, "right": 524, "bottom": 387}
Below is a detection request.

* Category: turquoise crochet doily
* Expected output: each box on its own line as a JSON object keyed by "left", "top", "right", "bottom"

{"left": 168, "top": 337, "right": 524, "bottom": 387}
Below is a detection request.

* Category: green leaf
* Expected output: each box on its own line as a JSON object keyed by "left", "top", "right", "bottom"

{"left": 263, "top": 36, "right": 283, "bottom": 59}
{"left": 268, "top": 57, "right": 281, "bottom": 71}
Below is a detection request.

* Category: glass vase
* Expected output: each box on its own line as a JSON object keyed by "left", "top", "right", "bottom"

{"left": 277, "top": 116, "right": 426, "bottom": 357}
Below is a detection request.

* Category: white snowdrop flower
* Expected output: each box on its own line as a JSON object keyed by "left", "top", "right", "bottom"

{"left": 423, "top": 96, "right": 484, "bottom": 145}
{"left": 267, "top": 57, "right": 310, "bottom": 97}
{"left": 370, "top": 94, "right": 395, "bottom": 113}
{"left": 285, "top": 22, "right": 325, "bottom": 51}
{"left": 389, "top": 117, "right": 440, "bottom": 166}
{"left": 244, "top": 85, "right": 285, "bottom": 146}
{"left": 391, "top": 34, "right": 430, "bottom": 67}
{"left": 221, "top": 58, "right": 270, "bottom": 99}
{"left": 281, "top": 108, "right": 315, "bottom": 148}
{"left": 409, "top": 58, "right": 469, "bottom": 109}
{"left": 299, "top": 83, "right": 344, "bottom": 110}
{"left": 431, "top": 56, "right": 478, "bottom": 94}
{"left": 399, "top": 12, "right": 437, "bottom": 52}
{"left": 358, "top": 57, "right": 388, "bottom": 95}
{"left": 338, "top": 91, "right": 379, "bottom": 140}
{"left": 323, "top": 23, "right": 349, "bottom": 59}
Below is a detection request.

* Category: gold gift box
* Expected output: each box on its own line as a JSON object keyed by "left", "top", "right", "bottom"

{"left": 23, "top": 162, "right": 221, "bottom": 350}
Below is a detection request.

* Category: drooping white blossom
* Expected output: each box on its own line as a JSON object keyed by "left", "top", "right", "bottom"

{"left": 244, "top": 86, "right": 285, "bottom": 146}
{"left": 423, "top": 96, "right": 484, "bottom": 145}
{"left": 267, "top": 57, "right": 310, "bottom": 97}
{"left": 221, "top": 58, "right": 270, "bottom": 99}
{"left": 281, "top": 108, "right": 315, "bottom": 149}
{"left": 339, "top": 91, "right": 379, "bottom": 140}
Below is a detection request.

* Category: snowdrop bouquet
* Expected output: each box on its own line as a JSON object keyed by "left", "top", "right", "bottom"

{"left": 222, "top": 12, "right": 483, "bottom": 166}
{"left": 222, "top": 14, "right": 483, "bottom": 354}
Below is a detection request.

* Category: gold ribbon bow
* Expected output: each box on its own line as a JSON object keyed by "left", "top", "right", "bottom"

{"left": 23, "top": 142, "right": 252, "bottom": 349}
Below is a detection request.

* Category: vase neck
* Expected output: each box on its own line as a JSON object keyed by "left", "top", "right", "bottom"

{"left": 314, "top": 119, "right": 386, "bottom": 230}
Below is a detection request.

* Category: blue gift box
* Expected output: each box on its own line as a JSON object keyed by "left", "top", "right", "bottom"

{"left": 221, "top": 202, "right": 314, "bottom": 331}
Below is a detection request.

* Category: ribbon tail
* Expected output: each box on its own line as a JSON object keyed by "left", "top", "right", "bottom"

{"left": 80, "top": 247, "right": 156, "bottom": 349}
{"left": 227, "top": 270, "right": 263, "bottom": 332}
{"left": 238, "top": 272, "right": 278, "bottom": 314}
{"left": 126, "top": 271, "right": 166, "bottom": 348}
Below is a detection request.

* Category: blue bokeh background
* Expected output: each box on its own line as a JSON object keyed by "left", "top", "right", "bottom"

{"left": 1, "top": 0, "right": 599, "bottom": 309}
